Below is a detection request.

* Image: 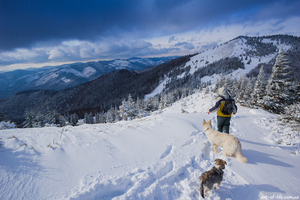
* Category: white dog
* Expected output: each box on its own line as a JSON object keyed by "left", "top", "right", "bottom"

{"left": 203, "top": 119, "right": 247, "bottom": 163}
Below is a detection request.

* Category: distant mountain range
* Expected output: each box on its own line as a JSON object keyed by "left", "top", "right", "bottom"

{"left": 0, "top": 56, "right": 178, "bottom": 99}
{"left": 1, "top": 34, "right": 299, "bottom": 123}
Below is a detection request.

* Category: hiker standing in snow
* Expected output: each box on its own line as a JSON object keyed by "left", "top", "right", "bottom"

{"left": 208, "top": 87, "right": 237, "bottom": 134}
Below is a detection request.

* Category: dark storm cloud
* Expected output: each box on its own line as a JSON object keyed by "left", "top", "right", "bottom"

{"left": 1, "top": 0, "right": 299, "bottom": 51}
{"left": 0, "top": 0, "right": 144, "bottom": 50}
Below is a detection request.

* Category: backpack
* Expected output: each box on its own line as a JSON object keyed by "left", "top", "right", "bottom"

{"left": 220, "top": 96, "right": 235, "bottom": 115}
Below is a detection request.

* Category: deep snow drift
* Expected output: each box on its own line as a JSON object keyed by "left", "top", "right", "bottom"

{"left": 1, "top": 91, "right": 299, "bottom": 200}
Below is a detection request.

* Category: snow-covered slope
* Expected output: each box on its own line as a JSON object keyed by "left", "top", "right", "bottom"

{"left": 173, "top": 36, "right": 294, "bottom": 87}
{"left": 1, "top": 90, "right": 299, "bottom": 200}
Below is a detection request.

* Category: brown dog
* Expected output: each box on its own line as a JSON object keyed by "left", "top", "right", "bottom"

{"left": 199, "top": 159, "right": 227, "bottom": 198}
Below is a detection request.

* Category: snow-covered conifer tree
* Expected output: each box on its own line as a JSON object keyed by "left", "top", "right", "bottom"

{"left": 101, "top": 113, "right": 107, "bottom": 123}
{"left": 263, "top": 47, "right": 294, "bottom": 113}
{"left": 0, "top": 121, "right": 16, "bottom": 130}
{"left": 95, "top": 112, "right": 104, "bottom": 123}
{"left": 23, "top": 111, "right": 36, "bottom": 128}
{"left": 283, "top": 103, "right": 300, "bottom": 123}
{"left": 114, "top": 106, "right": 121, "bottom": 122}
{"left": 106, "top": 107, "right": 115, "bottom": 123}
{"left": 231, "top": 78, "right": 239, "bottom": 96}
{"left": 70, "top": 113, "right": 78, "bottom": 126}
{"left": 213, "top": 74, "right": 225, "bottom": 93}
{"left": 159, "top": 93, "right": 168, "bottom": 110}
{"left": 244, "top": 77, "right": 255, "bottom": 101}
{"left": 213, "top": 78, "right": 220, "bottom": 92}
{"left": 84, "top": 113, "right": 94, "bottom": 124}
{"left": 136, "top": 97, "right": 145, "bottom": 118}
{"left": 219, "top": 73, "right": 226, "bottom": 86}
{"left": 166, "top": 92, "right": 175, "bottom": 105}
{"left": 224, "top": 75, "right": 233, "bottom": 90}
{"left": 45, "top": 110, "right": 61, "bottom": 126}
{"left": 84, "top": 113, "right": 89, "bottom": 124}
{"left": 119, "top": 94, "right": 138, "bottom": 121}
{"left": 251, "top": 65, "right": 267, "bottom": 107}
{"left": 237, "top": 75, "right": 247, "bottom": 101}
{"left": 205, "top": 86, "right": 210, "bottom": 94}
{"left": 64, "top": 113, "right": 70, "bottom": 124}
{"left": 119, "top": 99, "right": 127, "bottom": 120}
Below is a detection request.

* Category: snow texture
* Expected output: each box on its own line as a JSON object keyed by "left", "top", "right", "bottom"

{"left": 82, "top": 67, "right": 97, "bottom": 77}
{"left": 1, "top": 91, "right": 299, "bottom": 200}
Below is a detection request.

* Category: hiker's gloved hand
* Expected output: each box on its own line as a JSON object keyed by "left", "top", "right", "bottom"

{"left": 208, "top": 111, "right": 210, "bottom": 114}
{"left": 233, "top": 113, "right": 236, "bottom": 115}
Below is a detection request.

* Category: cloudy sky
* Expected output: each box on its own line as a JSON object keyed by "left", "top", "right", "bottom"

{"left": 0, "top": 0, "right": 300, "bottom": 71}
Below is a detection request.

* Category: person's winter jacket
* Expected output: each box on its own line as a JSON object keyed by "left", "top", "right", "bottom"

{"left": 209, "top": 87, "right": 237, "bottom": 117}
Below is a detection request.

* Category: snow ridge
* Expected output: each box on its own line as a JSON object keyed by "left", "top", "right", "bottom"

{"left": 1, "top": 91, "right": 300, "bottom": 200}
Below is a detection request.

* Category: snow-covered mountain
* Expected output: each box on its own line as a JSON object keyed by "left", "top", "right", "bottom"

{"left": 1, "top": 35, "right": 299, "bottom": 199}
{"left": 1, "top": 90, "right": 299, "bottom": 199}
{"left": 0, "top": 35, "right": 299, "bottom": 123}
{"left": 0, "top": 56, "right": 177, "bottom": 99}
{"left": 154, "top": 35, "right": 300, "bottom": 94}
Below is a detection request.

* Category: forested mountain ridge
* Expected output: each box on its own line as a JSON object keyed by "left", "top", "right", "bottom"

{"left": 0, "top": 34, "right": 299, "bottom": 125}
{"left": 0, "top": 56, "right": 177, "bottom": 99}
{"left": 0, "top": 55, "right": 192, "bottom": 123}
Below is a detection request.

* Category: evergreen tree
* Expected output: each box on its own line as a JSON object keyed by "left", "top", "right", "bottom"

{"left": 263, "top": 48, "right": 294, "bottom": 113}
{"left": 64, "top": 113, "right": 70, "bottom": 124}
{"left": 231, "top": 78, "right": 238, "bottom": 97}
{"left": 159, "top": 93, "right": 168, "bottom": 110}
{"left": 119, "top": 94, "right": 138, "bottom": 121}
{"left": 46, "top": 110, "right": 60, "bottom": 125}
{"left": 219, "top": 73, "right": 226, "bottom": 86}
{"left": 237, "top": 75, "right": 247, "bottom": 101}
{"left": 224, "top": 75, "right": 233, "bottom": 90}
{"left": 205, "top": 86, "right": 210, "bottom": 94}
{"left": 145, "top": 96, "right": 159, "bottom": 112}
{"left": 84, "top": 113, "right": 94, "bottom": 124}
{"left": 283, "top": 103, "right": 300, "bottom": 123}
{"left": 114, "top": 106, "right": 121, "bottom": 122}
{"left": 213, "top": 78, "right": 220, "bottom": 92}
{"left": 34, "top": 112, "right": 46, "bottom": 127}
{"left": 23, "top": 111, "right": 35, "bottom": 128}
{"left": 167, "top": 91, "right": 176, "bottom": 104}
{"left": 70, "top": 113, "right": 78, "bottom": 126}
{"left": 136, "top": 97, "right": 145, "bottom": 118}
{"left": 95, "top": 112, "right": 104, "bottom": 123}
{"left": 119, "top": 99, "right": 127, "bottom": 120}
{"left": 106, "top": 107, "right": 115, "bottom": 123}
{"left": 59, "top": 115, "right": 66, "bottom": 127}
{"left": 235, "top": 75, "right": 243, "bottom": 95}
{"left": 101, "top": 112, "right": 107, "bottom": 123}
{"left": 244, "top": 77, "right": 255, "bottom": 101}
{"left": 23, "top": 110, "right": 42, "bottom": 128}
{"left": 251, "top": 65, "right": 267, "bottom": 106}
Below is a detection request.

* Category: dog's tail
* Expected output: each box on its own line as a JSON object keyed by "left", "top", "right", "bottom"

{"left": 236, "top": 150, "right": 248, "bottom": 163}
{"left": 199, "top": 178, "right": 204, "bottom": 198}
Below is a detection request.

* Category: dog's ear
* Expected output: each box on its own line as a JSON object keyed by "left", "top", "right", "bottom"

{"left": 208, "top": 119, "right": 212, "bottom": 126}
{"left": 203, "top": 119, "right": 206, "bottom": 125}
